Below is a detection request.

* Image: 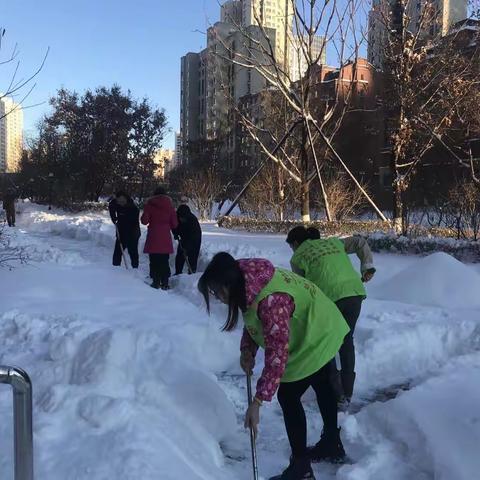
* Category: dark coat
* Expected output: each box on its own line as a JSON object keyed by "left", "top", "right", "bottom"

{"left": 3, "top": 193, "right": 16, "bottom": 211}
{"left": 173, "top": 205, "right": 202, "bottom": 250}
{"left": 109, "top": 199, "right": 141, "bottom": 239}
{"left": 141, "top": 195, "right": 178, "bottom": 254}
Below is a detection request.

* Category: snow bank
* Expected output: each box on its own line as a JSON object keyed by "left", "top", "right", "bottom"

{"left": 371, "top": 252, "right": 480, "bottom": 308}
{"left": 341, "top": 352, "right": 480, "bottom": 480}
{"left": 355, "top": 303, "right": 480, "bottom": 394}
{"left": 2, "top": 228, "right": 87, "bottom": 266}
{"left": 0, "top": 308, "right": 239, "bottom": 479}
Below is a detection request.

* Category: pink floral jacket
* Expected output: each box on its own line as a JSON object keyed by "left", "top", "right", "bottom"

{"left": 239, "top": 258, "right": 294, "bottom": 402}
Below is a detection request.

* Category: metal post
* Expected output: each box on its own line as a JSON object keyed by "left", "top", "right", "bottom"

{"left": 246, "top": 374, "right": 259, "bottom": 480}
{"left": 0, "top": 366, "right": 34, "bottom": 480}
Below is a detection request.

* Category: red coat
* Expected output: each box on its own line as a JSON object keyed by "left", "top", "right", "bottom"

{"left": 141, "top": 195, "right": 178, "bottom": 254}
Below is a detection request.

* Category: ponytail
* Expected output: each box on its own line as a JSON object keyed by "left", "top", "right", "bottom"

{"left": 287, "top": 226, "right": 321, "bottom": 246}
{"left": 306, "top": 227, "right": 321, "bottom": 240}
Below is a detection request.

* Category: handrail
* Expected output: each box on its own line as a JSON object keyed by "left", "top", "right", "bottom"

{"left": 0, "top": 366, "right": 34, "bottom": 480}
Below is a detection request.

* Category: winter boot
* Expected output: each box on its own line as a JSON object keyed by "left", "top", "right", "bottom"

{"left": 308, "top": 428, "right": 346, "bottom": 464}
{"left": 150, "top": 280, "right": 161, "bottom": 289}
{"left": 268, "top": 456, "right": 315, "bottom": 480}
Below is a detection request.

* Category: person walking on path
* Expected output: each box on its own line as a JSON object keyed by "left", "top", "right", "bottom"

{"left": 198, "top": 253, "right": 350, "bottom": 480}
{"left": 141, "top": 187, "right": 178, "bottom": 290}
{"left": 286, "top": 226, "right": 376, "bottom": 409}
{"left": 109, "top": 191, "right": 141, "bottom": 269}
{"left": 173, "top": 204, "right": 202, "bottom": 275}
{"left": 3, "top": 189, "right": 17, "bottom": 227}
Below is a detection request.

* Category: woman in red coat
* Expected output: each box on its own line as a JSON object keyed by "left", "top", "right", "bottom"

{"left": 141, "top": 187, "right": 178, "bottom": 290}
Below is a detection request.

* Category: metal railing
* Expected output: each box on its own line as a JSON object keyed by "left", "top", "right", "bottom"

{"left": 0, "top": 366, "right": 34, "bottom": 480}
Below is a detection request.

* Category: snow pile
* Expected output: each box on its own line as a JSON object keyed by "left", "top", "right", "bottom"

{"left": 0, "top": 307, "right": 239, "bottom": 479}
{"left": 342, "top": 352, "right": 480, "bottom": 480}
{"left": 355, "top": 305, "right": 480, "bottom": 394}
{"left": 371, "top": 252, "right": 480, "bottom": 308}
{"left": 2, "top": 228, "right": 87, "bottom": 266}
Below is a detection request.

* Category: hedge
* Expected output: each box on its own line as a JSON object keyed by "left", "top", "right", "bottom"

{"left": 218, "top": 216, "right": 480, "bottom": 262}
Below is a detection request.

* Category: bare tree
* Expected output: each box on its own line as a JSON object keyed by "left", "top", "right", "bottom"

{"left": 444, "top": 180, "right": 480, "bottom": 240}
{"left": 380, "top": 0, "right": 480, "bottom": 232}
{"left": 314, "top": 171, "right": 369, "bottom": 221}
{"left": 0, "top": 225, "right": 28, "bottom": 268}
{"left": 180, "top": 165, "right": 224, "bottom": 220}
{"left": 0, "top": 27, "right": 49, "bottom": 119}
{"left": 213, "top": 0, "right": 387, "bottom": 222}
{"left": 239, "top": 160, "right": 300, "bottom": 220}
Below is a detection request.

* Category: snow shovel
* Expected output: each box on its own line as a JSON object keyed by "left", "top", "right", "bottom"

{"left": 115, "top": 224, "right": 129, "bottom": 270}
{"left": 246, "top": 374, "right": 259, "bottom": 480}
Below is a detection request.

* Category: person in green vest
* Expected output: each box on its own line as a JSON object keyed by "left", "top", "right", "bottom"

{"left": 286, "top": 226, "right": 376, "bottom": 409}
{"left": 198, "top": 253, "right": 350, "bottom": 480}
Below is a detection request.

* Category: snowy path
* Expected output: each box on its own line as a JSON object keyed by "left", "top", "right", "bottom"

{"left": 1, "top": 203, "right": 480, "bottom": 480}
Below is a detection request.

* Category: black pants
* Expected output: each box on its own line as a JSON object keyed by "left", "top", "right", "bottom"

{"left": 5, "top": 207, "right": 15, "bottom": 227}
{"left": 333, "top": 296, "right": 363, "bottom": 399}
{"left": 277, "top": 363, "right": 338, "bottom": 458}
{"left": 175, "top": 242, "right": 200, "bottom": 274}
{"left": 113, "top": 235, "right": 139, "bottom": 268}
{"left": 149, "top": 253, "right": 171, "bottom": 287}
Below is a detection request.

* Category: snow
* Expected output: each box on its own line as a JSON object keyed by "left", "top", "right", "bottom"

{"left": 0, "top": 203, "right": 479, "bottom": 480}
{"left": 371, "top": 252, "right": 480, "bottom": 309}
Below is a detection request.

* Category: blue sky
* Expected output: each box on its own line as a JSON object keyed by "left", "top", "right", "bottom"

{"left": 3, "top": 0, "right": 219, "bottom": 148}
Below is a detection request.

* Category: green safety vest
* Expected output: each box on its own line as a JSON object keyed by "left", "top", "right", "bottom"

{"left": 291, "top": 238, "right": 366, "bottom": 303}
{"left": 243, "top": 268, "right": 349, "bottom": 383}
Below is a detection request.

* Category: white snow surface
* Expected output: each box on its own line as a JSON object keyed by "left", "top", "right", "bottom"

{"left": 0, "top": 202, "right": 479, "bottom": 479}
{"left": 372, "top": 251, "right": 480, "bottom": 309}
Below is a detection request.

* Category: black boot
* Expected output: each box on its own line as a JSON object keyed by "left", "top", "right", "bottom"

{"left": 269, "top": 456, "right": 315, "bottom": 480}
{"left": 307, "top": 428, "right": 346, "bottom": 464}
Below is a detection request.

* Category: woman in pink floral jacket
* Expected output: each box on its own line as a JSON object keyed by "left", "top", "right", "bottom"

{"left": 198, "top": 252, "right": 349, "bottom": 480}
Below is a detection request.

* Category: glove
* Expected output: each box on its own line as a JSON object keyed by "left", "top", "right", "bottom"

{"left": 174, "top": 234, "right": 179, "bottom": 241}
{"left": 240, "top": 349, "right": 255, "bottom": 375}
{"left": 362, "top": 268, "right": 376, "bottom": 283}
{"left": 244, "top": 401, "right": 260, "bottom": 438}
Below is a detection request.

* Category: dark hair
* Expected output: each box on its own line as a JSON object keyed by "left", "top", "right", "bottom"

{"left": 177, "top": 204, "right": 191, "bottom": 218}
{"left": 286, "top": 226, "right": 320, "bottom": 245}
{"left": 154, "top": 186, "right": 166, "bottom": 196}
{"left": 286, "top": 226, "right": 309, "bottom": 245}
{"left": 198, "top": 252, "right": 246, "bottom": 332}
{"left": 115, "top": 190, "right": 131, "bottom": 202}
{"left": 306, "top": 227, "right": 321, "bottom": 239}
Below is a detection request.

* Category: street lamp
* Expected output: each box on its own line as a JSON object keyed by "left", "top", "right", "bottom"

{"left": 48, "top": 173, "right": 54, "bottom": 211}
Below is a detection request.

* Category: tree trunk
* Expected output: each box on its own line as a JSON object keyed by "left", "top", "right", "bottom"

{"left": 393, "top": 178, "right": 403, "bottom": 234}
{"left": 277, "top": 166, "right": 285, "bottom": 221}
{"left": 301, "top": 182, "right": 310, "bottom": 222}
{"left": 300, "top": 126, "right": 310, "bottom": 222}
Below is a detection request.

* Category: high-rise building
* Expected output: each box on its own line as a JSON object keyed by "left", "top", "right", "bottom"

{"left": 242, "top": 0, "right": 291, "bottom": 65}
{"left": 221, "top": 0, "right": 243, "bottom": 24}
{"left": 174, "top": 132, "right": 183, "bottom": 167}
{"left": 153, "top": 148, "right": 175, "bottom": 178}
{"left": 368, "top": 0, "right": 468, "bottom": 69}
{"left": 179, "top": 0, "right": 292, "bottom": 169}
{"left": 180, "top": 53, "right": 201, "bottom": 149}
{"left": 290, "top": 34, "right": 327, "bottom": 82}
{"left": 0, "top": 97, "right": 23, "bottom": 173}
